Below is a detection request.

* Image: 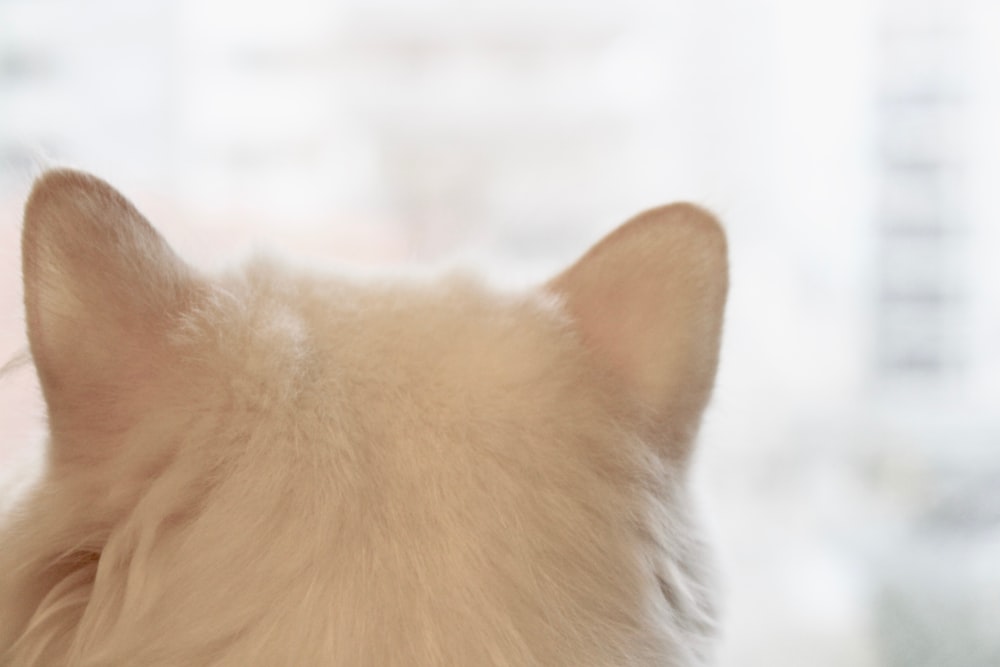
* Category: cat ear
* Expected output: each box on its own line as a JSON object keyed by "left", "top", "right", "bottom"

{"left": 22, "top": 169, "right": 199, "bottom": 454}
{"left": 548, "top": 203, "right": 728, "bottom": 459}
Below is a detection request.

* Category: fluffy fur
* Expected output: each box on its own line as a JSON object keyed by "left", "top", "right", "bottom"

{"left": 0, "top": 169, "right": 728, "bottom": 666}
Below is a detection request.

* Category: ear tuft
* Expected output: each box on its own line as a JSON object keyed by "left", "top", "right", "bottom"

{"left": 23, "top": 168, "right": 188, "bottom": 307}
{"left": 548, "top": 203, "right": 728, "bottom": 459}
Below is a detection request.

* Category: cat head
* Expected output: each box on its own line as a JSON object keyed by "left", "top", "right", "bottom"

{"left": 1, "top": 169, "right": 727, "bottom": 666}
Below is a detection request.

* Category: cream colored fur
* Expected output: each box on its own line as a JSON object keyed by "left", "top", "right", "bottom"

{"left": 0, "top": 169, "right": 728, "bottom": 666}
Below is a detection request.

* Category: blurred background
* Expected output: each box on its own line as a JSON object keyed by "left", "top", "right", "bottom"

{"left": 1, "top": 0, "right": 999, "bottom": 664}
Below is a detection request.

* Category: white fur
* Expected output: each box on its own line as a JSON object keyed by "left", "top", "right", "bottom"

{"left": 0, "top": 170, "right": 727, "bottom": 666}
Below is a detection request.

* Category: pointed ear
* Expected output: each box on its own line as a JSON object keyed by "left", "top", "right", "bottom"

{"left": 22, "top": 169, "right": 199, "bottom": 456}
{"left": 548, "top": 203, "right": 728, "bottom": 459}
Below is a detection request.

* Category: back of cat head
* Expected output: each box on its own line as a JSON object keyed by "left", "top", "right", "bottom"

{"left": 0, "top": 169, "right": 727, "bottom": 666}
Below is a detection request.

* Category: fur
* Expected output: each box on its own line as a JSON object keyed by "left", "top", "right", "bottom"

{"left": 0, "top": 169, "right": 728, "bottom": 666}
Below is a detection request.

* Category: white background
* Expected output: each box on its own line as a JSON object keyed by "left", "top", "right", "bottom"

{"left": 1, "top": 1, "right": 999, "bottom": 664}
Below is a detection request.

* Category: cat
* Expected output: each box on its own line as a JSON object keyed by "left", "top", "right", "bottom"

{"left": 0, "top": 169, "right": 728, "bottom": 666}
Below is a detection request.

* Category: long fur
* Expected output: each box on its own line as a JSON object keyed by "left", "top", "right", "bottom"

{"left": 0, "top": 170, "right": 726, "bottom": 666}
